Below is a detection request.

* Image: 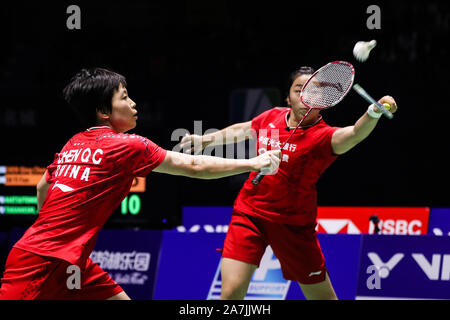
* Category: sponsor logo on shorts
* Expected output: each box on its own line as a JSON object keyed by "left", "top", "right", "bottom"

{"left": 308, "top": 270, "right": 322, "bottom": 277}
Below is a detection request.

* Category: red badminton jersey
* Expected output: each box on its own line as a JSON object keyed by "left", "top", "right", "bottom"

{"left": 14, "top": 126, "right": 167, "bottom": 269}
{"left": 234, "top": 107, "right": 340, "bottom": 226}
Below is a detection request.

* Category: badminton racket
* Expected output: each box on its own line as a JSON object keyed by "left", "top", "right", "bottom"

{"left": 353, "top": 84, "right": 394, "bottom": 119}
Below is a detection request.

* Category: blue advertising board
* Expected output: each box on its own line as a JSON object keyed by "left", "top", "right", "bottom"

{"left": 4, "top": 207, "right": 448, "bottom": 300}
{"left": 428, "top": 208, "right": 450, "bottom": 236}
{"left": 153, "top": 232, "right": 362, "bottom": 300}
{"left": 90, "top": 229, "right": 163, "bottom": 300}
{"left": 318, "top": 234, "right": 361, "bottom": 300}
{"left": 356, "top": 235, "right": 450, "bottom": 299}
{"left": 174, "top": 206, "right": 233, "bottom": 233}
{"left": 153, "top": 206, "right": 362, "bottom": 300}
{"left": 153, "top": 231, "right": 225, "bottom": 300}
{"left": 208, "top": 244, "right": 293, "bottom": 300}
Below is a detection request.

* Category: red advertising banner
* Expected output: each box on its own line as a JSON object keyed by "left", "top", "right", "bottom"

{"left": 316, "top": 207, "right": 430, "bottom": 235}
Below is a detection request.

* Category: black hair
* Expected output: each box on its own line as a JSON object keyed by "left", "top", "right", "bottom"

{"left": 63, "top": 68, "right": 127, "bottom": 127}
{"left": 285, "top": 66, "right": 315, "bottom": 101}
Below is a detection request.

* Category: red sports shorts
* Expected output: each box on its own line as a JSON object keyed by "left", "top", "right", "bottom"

{"left": 0, "top": 247, "right": 123, "bottom": 300}
{"left": 222, "top": 210, "right": 327, "bottom": 284}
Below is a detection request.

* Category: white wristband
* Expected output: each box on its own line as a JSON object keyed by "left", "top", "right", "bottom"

{"left": 367, "top": 104, "right": 382, "bottom": 119}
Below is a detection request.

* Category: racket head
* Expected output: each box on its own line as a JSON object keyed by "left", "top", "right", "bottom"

{"left": 300, "top": 61, "right": 355, "bottom": 110}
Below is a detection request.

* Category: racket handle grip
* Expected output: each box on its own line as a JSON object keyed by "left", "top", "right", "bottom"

{"left": 251, "top": 172, "right": 265, "bottom": 185}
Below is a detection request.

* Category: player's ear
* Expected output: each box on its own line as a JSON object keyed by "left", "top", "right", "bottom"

{"left": 96, "top": 110, "right": 110, "bottom": 122}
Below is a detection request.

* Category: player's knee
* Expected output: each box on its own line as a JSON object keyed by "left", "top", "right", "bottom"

{"left": 304, "top": 290, "right": 338, "bottom": 300}
{"left": 220, "top": 286, "right": 246, "bottom": 300}
{"left": 220, "top": 281, "right": 248, "bottom": 300}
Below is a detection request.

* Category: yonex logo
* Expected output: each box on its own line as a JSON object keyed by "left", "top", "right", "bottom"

{"left": 412, "top": 254, "right": 450, "bottom": 281}
{"left": 367, "top": 252, "right": 404, "bottom": 279}
{"left": 367, "top": 252, "right": 450, "bottom": 281}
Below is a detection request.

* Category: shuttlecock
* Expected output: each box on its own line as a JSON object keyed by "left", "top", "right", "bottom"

{"left": 353, "top": 40, "right": 377, "bottom": 62}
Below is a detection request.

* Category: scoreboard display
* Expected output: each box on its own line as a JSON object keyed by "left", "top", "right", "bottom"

{"left": 0, "top": 165, "right": 181, "bottom": 230}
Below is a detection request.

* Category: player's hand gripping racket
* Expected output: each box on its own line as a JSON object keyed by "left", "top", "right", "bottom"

{"left": 252, "top": 61, "right": 355, "bottom": 185}
{"left": 352, "top": 84, "right": 394, "bottom": 119}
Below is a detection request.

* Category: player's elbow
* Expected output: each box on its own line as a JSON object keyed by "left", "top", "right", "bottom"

{"left": 156, "top": 152, "right": 214, "bottom": 179}
{"left": 36, "top": 180, "right": 49, "bottom": 193}
{"left": 332, "top": 127, "right": 365, "bottom": 155}
{"left": 333, "top": 137, "right": 362, "bottom": 155}
{"left": 187, "top": 163, "right": 215, "bottom": 179}
{"left": 181, "top": 156, "right": 213, "bottom": 179}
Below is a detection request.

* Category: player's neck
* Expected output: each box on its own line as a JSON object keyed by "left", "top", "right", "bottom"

{"left": 94, "top": 119, "right": 122, "bottom": 133}
{"left": 287, "top": 110, "right": 321, "bottom": 128}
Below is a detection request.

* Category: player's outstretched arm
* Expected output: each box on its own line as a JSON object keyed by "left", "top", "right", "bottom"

{"left": 153, "top": 149, "right": 280, "bottom": 179}
{"left": 179, "top": 121, "right": 252, "bottom": 155}
{"left": 331, "top": 95, "right": 398, "bottom": 155}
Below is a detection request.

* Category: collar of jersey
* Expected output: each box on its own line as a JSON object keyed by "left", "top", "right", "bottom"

{"left": 86, "top": 126, "right": 113, "bottom": 131}
{"left": 284, "top": 110, "right": 322, "bottom": 129}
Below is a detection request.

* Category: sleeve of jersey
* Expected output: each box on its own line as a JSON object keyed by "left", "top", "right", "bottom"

{"left": 130, "top": 136, "right": 167, "bottom": 177}
{"left": 319, "top": 126, "right": 341, "bottom": 157}
{"left": 45, "top": 153, "right": 60, "bottom": 184}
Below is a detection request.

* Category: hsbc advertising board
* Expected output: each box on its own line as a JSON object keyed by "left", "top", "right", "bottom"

{"left": 177, "top": 206, "right": 430, "bottom": 236}
{"left": 316, "top": 207, "right": 430, "bottom": 235}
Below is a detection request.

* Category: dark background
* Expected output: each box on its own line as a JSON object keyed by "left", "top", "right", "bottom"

{"left": 0, "top": 1, "right": 449, "bottom": 228}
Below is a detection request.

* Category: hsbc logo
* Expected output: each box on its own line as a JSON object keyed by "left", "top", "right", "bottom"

{"left": 368, "top": 219, "right": 422, "bottom": 235}
{"left": 317, "top": 219, "right": 361, "bottom": 234}
{"left": 368, "top": 252, "right": 450, "bottom": 281}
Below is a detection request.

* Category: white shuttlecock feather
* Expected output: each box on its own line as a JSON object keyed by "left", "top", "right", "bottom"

{"left": 353, "top": 40, "right": 377, "bottom": 62}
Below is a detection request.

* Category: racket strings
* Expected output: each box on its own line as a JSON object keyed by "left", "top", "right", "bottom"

{"left": 302, "top": 63, "right": 354, "bottom": 108}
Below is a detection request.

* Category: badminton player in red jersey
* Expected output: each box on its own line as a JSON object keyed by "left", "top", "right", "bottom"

{"left": 0, "top": 68, "right": 280, "bottom": 300}
{"left": 180, "top": 66, "right": 398, "bottom": 299}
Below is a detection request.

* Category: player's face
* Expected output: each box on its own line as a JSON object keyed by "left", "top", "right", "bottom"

{"left": 108, "top": 83, "right": 138, "bottom": 133}
{"left": 287, "top": 74, "right": 312, "bottom": 117}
